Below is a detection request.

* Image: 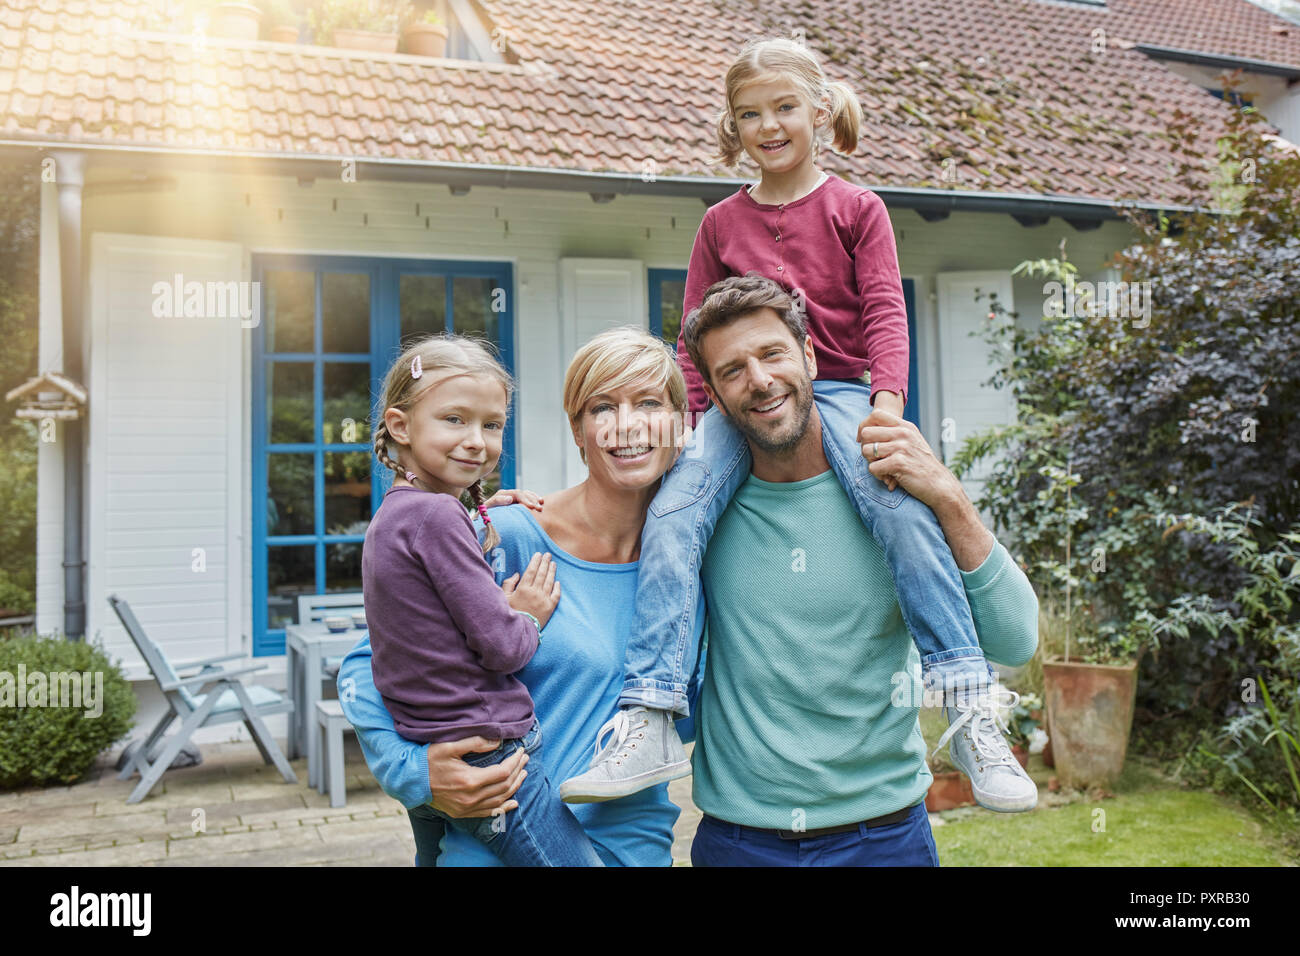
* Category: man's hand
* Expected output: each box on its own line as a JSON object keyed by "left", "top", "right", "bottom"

{"left": 425, "top": 736, "right": 527, "bottom": 819}
{"left": 857, "top": 408, "right": 994, "bottom": 571}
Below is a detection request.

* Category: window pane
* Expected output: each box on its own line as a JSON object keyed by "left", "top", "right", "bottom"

{"left": 452, "top": 276, "right": 499, "bottom": 343}
{"left": 322, "top": 362, "right": 371, "bottom": 445}
{"left": 400, "top": 274, "right": 446, "bottom": 345}
{"left": 267, "top": 545, "right": 315, "bottom": 629}
{"left": 268, "top": 453, "right": 315, "bottom": 535}
{"left": 322, "top": 272, "right": 370, "bottom": 353}
{"left": 267, "top": 361, "right": 313, "bottom": 444}
{"left": 325, "top": 541, "right": 364, "bottom": 595}
{"left": 265, "top": 269, "right": 314, "bottom": 353}
{"left": 324, "top": 451, "right": 372, "bottom": 532}
{"left": 659, "top": 279, "right": 685, "bottom": 346}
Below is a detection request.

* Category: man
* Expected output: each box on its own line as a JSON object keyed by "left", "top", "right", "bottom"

{"left": 683, "top": 274, "right": 1039, "bottom": 866}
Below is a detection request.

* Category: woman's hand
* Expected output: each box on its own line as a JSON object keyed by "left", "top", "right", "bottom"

{"left": 502, "top": 552, "right": 561, "bottom": 629}
{"left": 485, "top": 488, "right": 544, "bottom": 511}
{"left": 426, "top": 737, "right": 528, "bottom": 818}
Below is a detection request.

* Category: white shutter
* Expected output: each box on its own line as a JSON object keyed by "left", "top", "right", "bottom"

{"left": 557, "top": 258, "right": 646, "bottom": 485}
{"left": 87, "top": 234, "right": 247, "bottom": 679}
{"left": 935, "top": 271, "right": 1016, "bottom": 506}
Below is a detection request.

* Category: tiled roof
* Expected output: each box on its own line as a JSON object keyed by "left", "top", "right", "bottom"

{"left": 0, "top": 0, "right": 1285, "bottom": 206}
{"left": 1106, "top": 0, "right": 1300, "bottom": 66}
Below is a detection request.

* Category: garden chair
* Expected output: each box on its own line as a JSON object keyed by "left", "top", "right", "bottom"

{"left": 108, "top": 594, "right": 298, "bottom": 804}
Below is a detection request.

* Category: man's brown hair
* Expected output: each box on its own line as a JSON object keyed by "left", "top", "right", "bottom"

{"left": 683, "top": 273, "right": 808, "bottom": 384}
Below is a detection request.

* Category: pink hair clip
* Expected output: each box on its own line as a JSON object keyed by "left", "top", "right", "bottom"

{"left": 405, "top": 471, "right": 418, "bottom": 484}
{"left": 410, "top": 355, "right": 423, "bottom": 380}
{"left": 477, "top": 502, "right": 492, "bottom": 527}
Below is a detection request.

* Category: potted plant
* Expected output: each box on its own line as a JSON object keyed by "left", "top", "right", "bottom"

{"left": 310, "top": 0, "right": 408, "bottom": 53}
{"left": 208, "top": 1, "right": 264, "bottom": 40}
{"left": 953, "top": 254, "right": 1143, "bottom": 790}
{"left": 401, "top": 7, "right": 448, "bottom": 57}
{"left": 259, "top": 0, "right": 301, "bottom": 43}
{"left": 1004, "top": 691, "right": 1044, "bottom": 769}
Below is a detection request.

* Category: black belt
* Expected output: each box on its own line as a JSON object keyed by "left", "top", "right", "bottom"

{"left": 708, "top": 803, "right": 919, "bottom": 841}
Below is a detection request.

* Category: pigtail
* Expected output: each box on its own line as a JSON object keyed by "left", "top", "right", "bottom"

{"left": 373, "top": 419, "right": 401, "bottom": 478}
{"left": 466, "top": 479, "right": 500, "bottom": 555}
{"left": 712, "top": 105, "right": 744, "bottom": 169}
{"left": 824, "top": 80, "right": 862, "bottom": 157}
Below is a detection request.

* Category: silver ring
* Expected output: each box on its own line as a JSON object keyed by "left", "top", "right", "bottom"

{"left": 872, "top": 441, "right": 880, "bottom": 460}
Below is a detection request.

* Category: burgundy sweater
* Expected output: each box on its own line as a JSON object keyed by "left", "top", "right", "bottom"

{"left": 363, "top": 486, "right": 537, "bottom": 744}
{"left": 676, "top": 173, "right": 910, "bottom": 414}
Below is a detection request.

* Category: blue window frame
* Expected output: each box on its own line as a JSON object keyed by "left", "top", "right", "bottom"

{"left": 902, "top": 278, "right": 920, "bottom": 430}
{"left": 251, "top": 255, "right": 515, "bottom": 656}
{"left": 648, "top": 268, "right": 688, "bottom": 345}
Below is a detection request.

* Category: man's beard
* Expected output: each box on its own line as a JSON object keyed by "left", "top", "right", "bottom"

{"left": 716, "top": 371, "right": 815, "bottom": 457}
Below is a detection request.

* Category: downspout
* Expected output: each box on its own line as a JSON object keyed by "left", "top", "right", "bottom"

{"left": 53, "top": 151, "right": 86, "bottom": 641}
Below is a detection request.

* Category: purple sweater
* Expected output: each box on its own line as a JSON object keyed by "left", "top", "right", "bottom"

{"left": 362, "top": 485, "right": 538, "bottom": 744}
{"left": 676, "top": 173, "right": 910, "bottom": 414}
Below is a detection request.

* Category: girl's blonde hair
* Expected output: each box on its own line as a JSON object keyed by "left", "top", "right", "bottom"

{"left": 713, "top": 37, "right": 863, "bottom": 169}
{"left": 373, "top": 333, "right": 513, "bottom": 553}
{"left": 563, "top": 327, "right": 688, "bottom": 462}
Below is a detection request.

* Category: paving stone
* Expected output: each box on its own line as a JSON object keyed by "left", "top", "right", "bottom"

{"left": 0, "top": 840, "right": 170, "bottom": 867}
{"left": 166, "top": 823, "right": 322, "bottom": 859}
{"left": 17, "top": 810, "right": 169, "bottom": 844}
{"left": 0, "top": 827, "right": 16, "bottom": 845}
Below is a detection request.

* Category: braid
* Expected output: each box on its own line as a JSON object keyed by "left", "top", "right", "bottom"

{"left": 373, "top": 420, "right": 402, "bottom": 478}
{"left": 466, "top": 479, "right": 500, "bottom": 555}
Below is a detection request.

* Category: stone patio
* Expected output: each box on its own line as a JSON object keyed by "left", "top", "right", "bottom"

{"left": 0, "top": 736, "right": 703, "bottom": 866}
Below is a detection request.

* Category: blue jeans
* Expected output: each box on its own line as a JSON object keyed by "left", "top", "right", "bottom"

{"left": 621, "top": 379, "right": 993, "bottom": 716}
{"left": 406, "top": 719, "right": 603, "bottom": 867}
{"left": 691, "top": 802, "right": 939, "bottom": 866}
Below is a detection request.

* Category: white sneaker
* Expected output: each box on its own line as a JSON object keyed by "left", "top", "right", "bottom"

{"left": 934, "top": 687, "right": 1038, "bottom": 813}
{"left": 558, "top": 706, "right": 690, "bottom": 804}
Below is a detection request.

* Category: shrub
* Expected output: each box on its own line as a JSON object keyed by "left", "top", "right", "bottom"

{"left": 0, "top": 631, "right": 136, "bottom": 788}
{"left": 951, "top": 92, "right": 1300, "bottom": 716}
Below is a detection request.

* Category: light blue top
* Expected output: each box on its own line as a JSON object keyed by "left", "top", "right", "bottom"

{"left": 693, "top": 469, "right": 1039, "bottom": 830}
{"left": 339, "top": 504, "right": 702, "bottom": 867}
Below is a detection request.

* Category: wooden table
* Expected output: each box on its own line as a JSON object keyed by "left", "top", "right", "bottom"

{"left": 284, "top": 623, "right": 367, "bottom": 789}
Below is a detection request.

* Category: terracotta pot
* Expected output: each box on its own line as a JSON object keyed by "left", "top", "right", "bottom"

{"left": 1042, "top": 659, "right": 1137, "bottom": 788}
{"left": 924, "top": 771, "right": 975, "bottom": 812}
{"left": 209, "top": 2, "right": 262, "bottom": 40}
{"left": 1011, "top": 745, "right": 1029, "bottom": 769}
{"left": 402, "top": 22, "right": 449, "bottom": 57}
{"left": 270, "top": 25, "right": 300, "bottom": 44}
{"left": 332, "top": 28, "right": 399, "bottom": 53}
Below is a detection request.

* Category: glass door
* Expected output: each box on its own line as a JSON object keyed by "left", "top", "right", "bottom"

{"left": 252, "top": 256, "right": 514, "bottom": 655}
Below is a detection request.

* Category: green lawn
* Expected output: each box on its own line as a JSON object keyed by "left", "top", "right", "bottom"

{"left": 920, "top": 709, "right": 1297, "bottom": 866}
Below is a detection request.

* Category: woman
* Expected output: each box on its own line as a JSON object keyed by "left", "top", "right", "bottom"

{"left": 338, "top": 327, "right": 698, "bottom": 866}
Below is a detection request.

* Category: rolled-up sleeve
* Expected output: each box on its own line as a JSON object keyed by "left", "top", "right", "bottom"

{"left": 960, "top": 540, "right": 1039, "bottom": 667}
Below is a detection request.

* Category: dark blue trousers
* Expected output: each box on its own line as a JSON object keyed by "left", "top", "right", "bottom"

{"left": 690, "top": 802, "right": 940, "bottom": 867}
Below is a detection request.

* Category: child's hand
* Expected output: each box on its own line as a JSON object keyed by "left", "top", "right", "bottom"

{"left": 484, "top": 488, "right": 544, "bottom": 512}
{"left": 501, "top": 552, "right": 561, "bottom": 629}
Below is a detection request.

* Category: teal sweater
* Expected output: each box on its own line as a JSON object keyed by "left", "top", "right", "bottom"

{"left": 694, "top": 469, "right": 1038, "bottom": 830}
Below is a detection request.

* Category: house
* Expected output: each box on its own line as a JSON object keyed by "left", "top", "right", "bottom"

{"left": 2, "top": 0, "right": 1297, "bottom": 742}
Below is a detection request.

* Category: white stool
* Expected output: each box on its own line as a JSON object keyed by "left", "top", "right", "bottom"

{"left": 314, "top": 699, "right": 355, "bottom": 808}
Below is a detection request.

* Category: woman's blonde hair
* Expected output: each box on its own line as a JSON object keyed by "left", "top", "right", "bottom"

{"left": 713, "top": 37, "right": 863, "bottom": 169}
{"left": 563, "top": 327, "right": 688, "bottom": 463}
{"left": 373, "top": 333, "right": 513, "bottom": 553}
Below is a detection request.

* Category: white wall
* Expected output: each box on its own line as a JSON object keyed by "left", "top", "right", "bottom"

{"left": 1158, "top": 61, "right": 1300, "bottom": 144}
